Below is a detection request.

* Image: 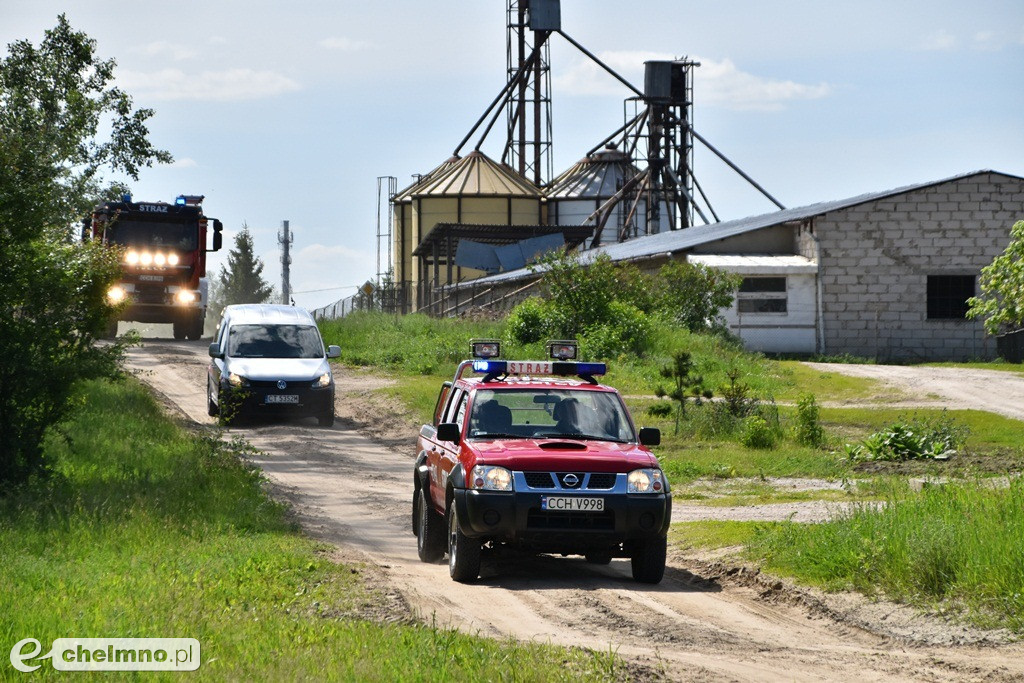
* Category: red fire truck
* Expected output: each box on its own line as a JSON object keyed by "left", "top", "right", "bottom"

{"left": 86, "top": 194, "right": 222, "bottom": 340}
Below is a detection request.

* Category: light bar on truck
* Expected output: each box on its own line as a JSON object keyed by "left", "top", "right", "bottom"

{"left": 471, "top": 360, "right": 606, "bottom": 378}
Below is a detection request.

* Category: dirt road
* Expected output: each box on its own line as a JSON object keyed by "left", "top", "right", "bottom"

{"left": 806, "top": 362, "right": 1024, "bottom": 420}
{"left": 126, "top": 341, "right": 1024, "bottom": 682}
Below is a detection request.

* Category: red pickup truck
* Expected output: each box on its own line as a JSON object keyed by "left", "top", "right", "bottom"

{"left": 412, "top": 341, "right": 671, "bottom": 583}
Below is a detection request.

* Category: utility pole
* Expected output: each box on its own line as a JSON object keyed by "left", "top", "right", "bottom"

{"left": 278, "top": 220, "right": 293, "bottom": 305}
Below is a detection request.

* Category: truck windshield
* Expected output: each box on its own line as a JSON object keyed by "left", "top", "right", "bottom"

{"left": 227, "top": 325, "right": 324, "bottom": 359}
{"left": 106, "top": 219, "right": 198, "bottom": 251}
{"left": 469, "top": 389, "right": 636, "bottom": 443}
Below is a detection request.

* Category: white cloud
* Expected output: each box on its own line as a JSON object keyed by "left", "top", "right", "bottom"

{"left": 554, "top": 51, "right": 831, "bottom": 112}
{"left": 973, "top": 30, "right": 1002, "bottom": 51}
{"left": 168, "top": 157, "right": 198, "bottom": 168}
{"left": 318, "top": 36, "right": 373, "bottom": 52}
{"left": 918, "top": 29, "right": 958, "bottom": 51}
{"left": 117, "top": 68, "right": 301, "bottom": 101}
{"left": 132, "top": 41, "right": 198, "bottom": 61}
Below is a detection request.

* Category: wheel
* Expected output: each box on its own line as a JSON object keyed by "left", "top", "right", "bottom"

{"left": 415, "top": 487, "right": 445, "bottom": 562}
{"left": 103, "top": 320, "right": 119, "bottom": 339}
{"left": 186, "top": 313, "right": 204, "bottom": 341}
{"left": 318, "top": 408, "right": 335, "bottom": 428}
{"left": 447, "top": 498, "right": 481, "bottom": 582}
{"left": 585, "top": 551, "right": 613, "bottom": 565}
{"left": 630, "top": 536, "right": 667, "bottom": 584}
{"left": 207, "top": 380, "right": 218, "bottom": 417}
{"left": 172, "top": 319, "right": 187, "bottom": 340}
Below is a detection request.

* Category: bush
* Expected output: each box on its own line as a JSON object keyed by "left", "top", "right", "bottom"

{"left": 506, "top": 296, "right": 551, "bottom": 344}
{"left": 581, "top": 301, "right": 651, "bottom": 359}
{"left": 741, "top": 415, "right": 777, "bottom": 449}
{"left": 794, "top": 394, "right": 825, "bottom": 447}
{"left": 845, "top": 412, "right": 970, "bottom": 462}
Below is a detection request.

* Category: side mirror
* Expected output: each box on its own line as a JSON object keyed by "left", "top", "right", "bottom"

{"left": 211, "top": 219, "right": 223, "bottom": 252}
{"left": 326, "top": 345, "right": 341, "bottom": 359}
{"left": 436, "top": 422, "right": 461, "bottom": 444}
{"left": 638, "top": 427, "right": 661, "bottom": 447}
{"left": 208, "top": 342, "right": 223, "bottom": 359}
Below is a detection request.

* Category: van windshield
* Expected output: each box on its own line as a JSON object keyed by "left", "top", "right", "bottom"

{"left": 228, "top": 324, "right": 324, "bottom": 359}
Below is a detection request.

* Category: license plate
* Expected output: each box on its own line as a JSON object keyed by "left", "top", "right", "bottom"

{"left": 541, "top": 496, "right": 604, "bottom": 512}
{"left": 138, "top": 274, "right": 164, "bottom": 282}
{"left": 265, "top": 394, "right": 299, "bottom": 404}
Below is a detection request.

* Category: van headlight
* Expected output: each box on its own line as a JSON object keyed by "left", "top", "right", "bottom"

{"left": 314, "top": 372, "right": 331, "bottom": 388}
{"left": 227, "top": 372, "right": 248, "bottom": 387}
{"left": 627, "top": 469, "right": 665, "bottom": 494}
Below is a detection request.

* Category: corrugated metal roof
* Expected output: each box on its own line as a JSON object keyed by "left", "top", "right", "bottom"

{"left": 411, "top": 151, "right": 540, "bottom": 198}
{"left": 393, "top": 156, "right": 461, "bottom": 202}
{"left": 466, "top": 170, "right": 1020, "bottom": 287}
{"left": 545, "top": 149, "right": 640, "bottom": 199}
{"left": 687, "top": 254, "right": 818, "bottom": 274}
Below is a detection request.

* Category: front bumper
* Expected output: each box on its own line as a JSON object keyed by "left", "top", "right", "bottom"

{"left": 220, "top": 381, "right": 334, "bottom": 418}
{"left": 453, "top": 481, "right": 671, "bottom": 554}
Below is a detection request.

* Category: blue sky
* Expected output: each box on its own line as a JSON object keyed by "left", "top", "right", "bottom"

{"left": 3, "top": 1, "right": 1023, "bottom": 310}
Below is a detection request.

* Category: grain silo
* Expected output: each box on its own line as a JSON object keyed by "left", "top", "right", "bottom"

{"left": 396, "top": 150, "right": 541, "bottom": 310}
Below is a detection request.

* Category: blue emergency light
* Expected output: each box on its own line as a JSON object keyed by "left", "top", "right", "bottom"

{"left": 175, "top": 195, "right": 187, "bottom": 205}
{"left": 471, "top": 359, "right": 606, "bottom": 380}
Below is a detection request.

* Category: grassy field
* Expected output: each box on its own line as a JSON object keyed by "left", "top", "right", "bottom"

{"left": 0, "top": 377, "right": 621, "bottom": 680}
{"left": 318, "top": 312, "right": 1024, "bottom": 634}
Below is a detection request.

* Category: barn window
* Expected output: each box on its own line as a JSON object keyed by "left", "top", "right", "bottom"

{"left": 927, "top": 275, "right": 975, "bottom": 320}
{"left": 737, "top": 277, "right": 787, "bottom": 314}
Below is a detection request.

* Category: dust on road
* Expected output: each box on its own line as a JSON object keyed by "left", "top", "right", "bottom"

{"left": 125, "top": 340, "right": 1024, "bottom": 682}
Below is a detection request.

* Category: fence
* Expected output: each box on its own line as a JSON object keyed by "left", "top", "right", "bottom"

{"left": 311, "top": 281, "right": 413, "bottom": 321}
{"left": 997, "top": 329, "right": 1024, "bottom": 363}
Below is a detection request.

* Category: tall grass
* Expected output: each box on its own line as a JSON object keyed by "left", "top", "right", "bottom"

{"left": 747, "top": 479, "right": 1024, "bottom": 632}
{"left": 0, "top": 377, "right": 618, "bottom": 679}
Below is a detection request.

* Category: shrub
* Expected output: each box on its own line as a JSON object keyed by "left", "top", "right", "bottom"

{"left": 794, "top": 394, "right": 825, "bottom": 447}
{"left": 506, "top": 296, "right": 551, "bottom": 344}
{"left": 845, "top": 412, "right": 970, "bottom": 462}
{"left": 741, "top": 415, "right": 777, "bottom": 449}
{"left": 582, "top": 301, "right": 652, "bottom": 359}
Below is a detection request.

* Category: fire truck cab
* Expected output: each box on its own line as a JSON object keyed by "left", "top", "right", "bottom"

{"left": 86, "top": 194, "right": 222, "bottom": 340}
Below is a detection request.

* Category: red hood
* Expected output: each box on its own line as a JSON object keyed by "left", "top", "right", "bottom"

{"left": 463, "top": 438, "right": 659, "bottom": 472}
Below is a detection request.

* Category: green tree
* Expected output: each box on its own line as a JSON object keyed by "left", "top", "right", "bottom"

{"left": 0, "top": 16, "right": 171, "bottom": 485}
{"left": 967, "top": 220, "right": 1024, "bottom": 335}
{"left": 208, "top": 224, "right": 274, "bottom": 321}
{"left": 656, "top": 260, "right": 741, "bottom": 333}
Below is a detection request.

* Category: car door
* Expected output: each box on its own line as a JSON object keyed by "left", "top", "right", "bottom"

{"left": 208, "top": 321, "right": 229, "bottom": 404}
{"left": 428, "top": 387, "right": 467, "bottom": 510}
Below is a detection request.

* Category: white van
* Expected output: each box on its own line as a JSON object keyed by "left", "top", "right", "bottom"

{"left": 207, "top": 304, "right": 340, "bottom": 426}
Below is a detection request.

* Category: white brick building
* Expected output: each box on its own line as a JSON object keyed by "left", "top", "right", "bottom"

{"left": 445, "top": 170, "right": 1024, "bottom": 361}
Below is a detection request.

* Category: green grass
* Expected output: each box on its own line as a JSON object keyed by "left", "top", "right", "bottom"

{"left": 0, "top": 377, "right": 621, "bottom": 680}
{"left": 771, "top": 360, "right": 885, "bottom": 402}
{"left": 746, "top": 479, "right": 1024, "bottom": 632}
{"left": 922, "top": 360, "right": 1024, "bottom": 374}
{"left": 670, "top": 520, "right": 766, "bottom": 550}
{"left": 819, "top": 407, "right": 1024, "bottom": 451}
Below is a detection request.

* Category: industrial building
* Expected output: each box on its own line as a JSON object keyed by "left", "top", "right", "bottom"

{"left": 313, "top": 0, "right": 1023, "bottom": 361}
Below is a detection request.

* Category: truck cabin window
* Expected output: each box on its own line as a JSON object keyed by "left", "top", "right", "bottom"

{"left": 106, "top": 220, "right": 198, "bottom": 251}
{"left": 469, "top": 389, "right": 635, "bottom": 442}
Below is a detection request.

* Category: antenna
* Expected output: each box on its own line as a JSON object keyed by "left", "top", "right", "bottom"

{"left": 278, "top": 220, "right": 293, "bottom": 305}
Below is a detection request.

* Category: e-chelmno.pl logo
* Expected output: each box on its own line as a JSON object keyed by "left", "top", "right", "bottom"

{"left": 10, "top": 638, "right": 200, "bottom": 672}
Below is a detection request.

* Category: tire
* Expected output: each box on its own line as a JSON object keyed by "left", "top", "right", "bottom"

{"left": 172, "top": 319, "right": 187, "bottom": 340}
{"left": 447, "top": 498, "right": 481, "bottom": 582}
{"left": 186, "top": 313, "right": 204, "bottom": 341}
{"left": 207, "top": 380, "right": 218, "bottom": 417}
{"left": 318, "top": 408, "right": 335, "bottom": 428}
{"left": 585, "top": 551, "right": 613, "bottom": 565}
{"left": 415, "top": 487, "right": 445, "bottom": 563}
{"left": 104, "top": 320, "right": 119, "bottom": 339}
{"left": 631, "top": 536, "right": 667, "bottom": 584}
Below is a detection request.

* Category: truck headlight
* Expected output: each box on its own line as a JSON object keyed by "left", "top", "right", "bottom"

{"left": 175, "top": 290, "right": 197, "bottom": 304}
{"left": 314, "top": 372, "right": 331, "bottom": 388}
{"left": 470, "top": 465, "right": 512, "bottom": 491}
{"left": 627, "top": 468, "right": 665, "bottom": 494}
{"left": 107, "top": 285, "right": 127, "bottom": 303}
{"left": 167, "top": 253, "right": 180, "bottom": 266}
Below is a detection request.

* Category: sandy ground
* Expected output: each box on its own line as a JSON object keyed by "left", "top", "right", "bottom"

{"left": 125, "top": 340, "right": 1024, "bottom": 682}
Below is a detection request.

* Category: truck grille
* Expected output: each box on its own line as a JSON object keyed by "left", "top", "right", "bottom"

{"left": 527, "top": 509, "right": 615, "bottom": 531}
{"left": 521, "top": 472, "right": 619, "bottom": 490}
